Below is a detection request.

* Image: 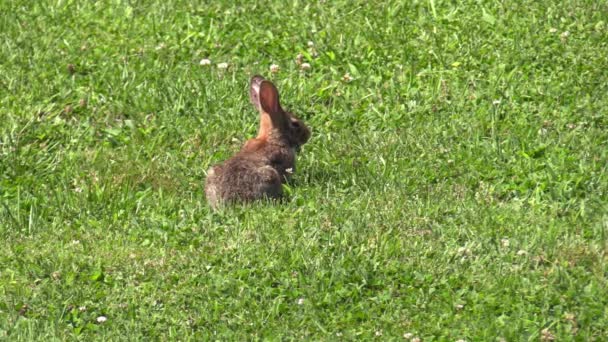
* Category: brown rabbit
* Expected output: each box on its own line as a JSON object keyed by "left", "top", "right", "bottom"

{"left": 205, "top": 75, "right": 311, "bottom": 208}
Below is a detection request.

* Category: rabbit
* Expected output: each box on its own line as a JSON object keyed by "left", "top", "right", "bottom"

{"left": 205, "top": 75, "right": 311, "bottom": 208}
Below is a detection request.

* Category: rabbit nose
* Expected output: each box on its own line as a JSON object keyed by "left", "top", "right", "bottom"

{"left": 301, "top": 129, "right": 311, "bottom": 144}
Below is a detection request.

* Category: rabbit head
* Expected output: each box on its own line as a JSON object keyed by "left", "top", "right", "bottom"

{"left": 248, "top": 75, "right": 311, "bottom": 150}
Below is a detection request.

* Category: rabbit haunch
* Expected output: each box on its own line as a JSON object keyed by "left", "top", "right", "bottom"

{"left": 204, "top": 75, "right": 311, "bottom": 207}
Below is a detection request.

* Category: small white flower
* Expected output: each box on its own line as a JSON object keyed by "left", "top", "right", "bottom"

{"left": 74, "top": 187, "right": 82, "bottom": 193}
{"left": 455, "top": 304, "right": 464, "bottom": 310}
{"left": 270, "top": 64, "right": 280, "bottom": 73}
{"left": 501, "top": 238, "right": 510, "bottom": 248}
{"left": 412, "top": 338, "right": 421, "bottom": 342}
{"left": 492, "top": 99, "right": 501, "bottom": 105}
{"left": 457, "top": 247, "right": 472, "bottom": 256}
{"left": 199, "top": 58, "right": 211, "bottom": 66}
{"left": 307, "top": 41, "right": 314, "bottom": 47}
{"left": 295, "top": 53, "right": 304, "bottom": 65}
{"left": 455, "top": 340, "right": 466, "bottom": 342}
{"left": 300, "top": 63, "right": 311, "bottom": 71}
{"left": 71, "top": 240, "right": 80, "bottom": 245}
{"left": 342, "top": 73, "right": 353, "bottom": 82}
{"left": 541, "top": 328, "right": 556, "bottom": 341}
{"left": 155, "top": 43, "right": 166, "bottom": 50}
{"left": 375, "top": 330, "right": 383, "bottom": 336}
{"left": 564, "top": 312, "right": 576, "bottom": 323}
{"left": 217, "top": 62, "right": 229, "bottom": 69}
{"left": 336, "top": 332, "right": 343, "bottom": 337}
{"left": 297, "top": 298, "right": 304, "bottom": 305}
{"left": 549, "top": 28, "right": 558, "bottom": 33}
{"left": 517, "top": 250, "right": 528, "bottom": 256}
{"left": 560, "top": 31, "right": 570, "bottom": 39}
{"left": 285, "top": 168, "right": 294, "bottom": 174}
{"left": 403, "top": 333, "right": 414, "bottom": 339}
{"left": 96, "top": 316, "right": 107, "bottom": 323}
{"left": 79, "top": 306, "right": 86, "bottom": 312}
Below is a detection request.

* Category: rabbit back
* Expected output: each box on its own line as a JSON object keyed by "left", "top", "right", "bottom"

{"left": 205, "top": 153, "right": 283, "bottom": 208}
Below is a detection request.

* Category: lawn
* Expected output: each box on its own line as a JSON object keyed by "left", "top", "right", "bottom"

{"left": 1, "top": 0, "right": 607, "bottom": 340}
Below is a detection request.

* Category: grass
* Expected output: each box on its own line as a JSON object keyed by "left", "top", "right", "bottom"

{"left": 1, "top": 0, "right": 607, "bottom": 340}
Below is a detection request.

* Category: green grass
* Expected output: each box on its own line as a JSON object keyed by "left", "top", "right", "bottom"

{"left": 1, "top": 0, "right": 607, "bottom": 340}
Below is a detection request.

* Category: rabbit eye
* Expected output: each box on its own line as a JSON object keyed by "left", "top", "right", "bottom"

{"left": 291, "top": 121, "right": 300, "bottom": 129}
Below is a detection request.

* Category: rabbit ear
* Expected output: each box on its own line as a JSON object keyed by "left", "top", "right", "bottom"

{"left": 249, "top": 75, "right": 265, "bottom": 110}
{"left": 259, "top": 80, "right": 282, "bottom": 116}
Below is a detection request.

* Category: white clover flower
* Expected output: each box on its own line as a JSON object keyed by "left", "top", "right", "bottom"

{"left": 217, "top": 62, "right": 229, "bottom": 69}
{"left": 457, "top": 247, "right": 472, "bottom": 256}
{"left": 295, "top": 53, "right": 304, "bottom": 65}
{"left": 270, "top": 64, "right": 280, "bottom": 73}
{"left": 300, "top": 63, "right": 311, "bottom": 71}
{"left": 96, "top": 316, "right": 107, "bottom": 323}
{"left": 200, "top": 58, "right": 211, "bottom": 66}
{"left": 403, "top": 333, "right": 414, "bottom": 339}
{"left": 541, "top": 328, "right": 555, "bottom": 341}
{"left": 342, "top": 73, "right": 353, "bottom": 82}
{"left": 297, "top": 298, "right": 304, "bottom": 305}
{"left": 501, "top": 238, "right": 510, "bottom": 248}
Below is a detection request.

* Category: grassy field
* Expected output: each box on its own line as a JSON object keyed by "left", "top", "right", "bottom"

{"left": 1, "top": 0, "right": 607, "bottom": 340}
